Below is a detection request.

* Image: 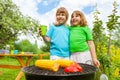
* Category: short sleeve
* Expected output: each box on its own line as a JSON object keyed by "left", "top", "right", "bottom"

{"left": 46, "top": 24, "right": 54, "bottom": 38}
{"left": 84, "top": 27, "right": 93, "bottom": 40}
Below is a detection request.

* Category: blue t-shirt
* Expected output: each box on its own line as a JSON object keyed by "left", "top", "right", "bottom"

{"left": 46, "top": 24, "right": 70, "bottom": 57}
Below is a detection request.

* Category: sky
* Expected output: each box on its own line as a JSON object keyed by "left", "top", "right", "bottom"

{"left": 12, "top": 0, "right": 120, "bottom": 47}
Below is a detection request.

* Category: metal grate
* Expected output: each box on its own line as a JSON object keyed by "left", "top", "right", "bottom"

{"left": 22, "top": 63, "right": 96, "bottom": 76}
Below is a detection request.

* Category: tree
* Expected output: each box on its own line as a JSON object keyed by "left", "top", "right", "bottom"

{"left": 92, "top": 1, "right": 120, "bottom": 80}
{"left": 106, "top": 0, "right": 120, "bottom": 56}
{"left": 114, "top": 23, "right": 120, "bottom": 47}
{"left": 0, "top": 0, "right": 40, "bottom": 48}
{"left": 40, "top": 42, "right": 50, "bottom": 52}
{"left": 15, "top": 39, "right": 41, "bottom": 54}
{"left": 92, "top": 5, "right": 107, "bottom": 51}
{"left": 92, "top": 5, "right": 109, "bottom": 77}
{"left": 92, "top": 10, "right": 104, "bottom": 42}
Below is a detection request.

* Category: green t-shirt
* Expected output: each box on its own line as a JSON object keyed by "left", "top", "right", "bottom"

{"left": 69, "top": 26, "right": 93, "bottom": 52}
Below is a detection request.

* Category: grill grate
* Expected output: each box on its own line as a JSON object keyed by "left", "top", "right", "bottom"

{"left": 22, "top": 63, "right": 96, "bottom": 76}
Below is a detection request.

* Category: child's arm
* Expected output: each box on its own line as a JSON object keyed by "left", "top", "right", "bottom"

{"left": 42, "top": 35, "right": 51, "bottom": 42}
{"left": 87, "top": 41, "right": 100, "bottom": 67}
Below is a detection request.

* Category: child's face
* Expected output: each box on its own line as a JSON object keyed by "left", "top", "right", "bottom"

{"left": 71, "top": 13, "right": 81, "bottom": 26}
{"left": 56, "top": 12, "right": 67, "bottom": 25}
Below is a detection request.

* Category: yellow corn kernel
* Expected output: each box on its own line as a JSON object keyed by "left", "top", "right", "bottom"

{"left": 56, "top": 59, "right": 74, "bottom": 67}
{"left": 35, "top": 60, "right": 60, "bottom": 72}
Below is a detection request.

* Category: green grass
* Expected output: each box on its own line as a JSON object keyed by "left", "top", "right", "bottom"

{"left": 0, "top": 54, "right": 101, "bottom": 80}
{"left": 0, "top": 56, "right": 40, "bottom": 80}
{"left": 0, "top": 69, "right": 24, "bottom": 80}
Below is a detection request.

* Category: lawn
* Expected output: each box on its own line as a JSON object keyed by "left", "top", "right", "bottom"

{"left": 0, "top": 56, "right": 40, "bottom": 80}
{"left": 0, "top": 54, "right": 102, "bottom": 80}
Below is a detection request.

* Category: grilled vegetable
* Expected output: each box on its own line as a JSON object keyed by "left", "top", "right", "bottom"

{"left": 64, "top": 65, "right": 79, "bottom": 73}
{"left": 64, "top": 62, "right": 83, "bottom": 73}
{"left": 56, "top": 59, "right": 74, "bottom": 67}
{"left": 35, "top": 60, "right": 60, "bottom": 72}
{"left": 72, "top": 62, "right": 83, "bottom": 72}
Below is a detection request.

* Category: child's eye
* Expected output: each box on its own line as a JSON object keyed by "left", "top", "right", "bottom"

{"left": 61, "top": 13, "right": 65, "bottom": 16}
{"left": 72, "top": 15, "right": 75, "bottom": 17}
{"left": 72, "top": 15, "right": 74, "bottom": 18}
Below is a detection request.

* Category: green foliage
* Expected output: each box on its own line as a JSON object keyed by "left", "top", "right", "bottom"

{"left": 92, "top": 9, "right": 105, "bottom": 43}
{"left": 40, "top": 42, "right": 50, "bottom": 52}
{"left": 106, "top": 1, "right": 120, "bottom": 30}
{"left": 0, "top": 0, "right": 40, "bottom": 48}
{"left": 113, "top": 16, "right": 120, "bottom": 47}
{"left": 106, "top": 1, "right": 120, "bottom": 56}
{"left": 98, "top": 53, "right": 111, "bottom": 70}
{"left": 92, "top": 1, "right": 120, "bottom": 80}
{"left": 15, "top": 39, "right": 41, "bottom": 54}
{"left": 92, "top": 8, "right": 107, "bottom": 55}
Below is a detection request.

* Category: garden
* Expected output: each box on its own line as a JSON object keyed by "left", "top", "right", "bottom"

{"left": 0, "top": 0, "right": 120, "bottom": 80}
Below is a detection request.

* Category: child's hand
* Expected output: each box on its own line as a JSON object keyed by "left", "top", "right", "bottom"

{"left": 39, "top": 28, "right": 41, "bottom": 35}
{"left": 93, "top": 59, "right": 100, "bottom": 67}
{"left": 39, "top": 28, "right": 43, "bottom": 36}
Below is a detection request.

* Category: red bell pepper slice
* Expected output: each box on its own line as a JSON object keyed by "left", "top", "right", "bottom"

{"left": 64, "top": 62, "right": 83, "bottom": 73}
{"left": 72, "top": 62, "right": 83, "bottom": 72}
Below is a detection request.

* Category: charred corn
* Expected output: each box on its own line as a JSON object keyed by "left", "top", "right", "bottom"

{"left": 35, "top": 60, "right": 60, "bottom": 72}
{"left": 56, "top": 59, "right": 74, "bottom": 67}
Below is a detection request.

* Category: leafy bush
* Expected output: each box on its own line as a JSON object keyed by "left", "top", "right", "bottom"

{"left": 15, "top": 39, "right": 41, "bottom": 54}
{"left": 40, "top": 42, "right": 50, "bottom": 52}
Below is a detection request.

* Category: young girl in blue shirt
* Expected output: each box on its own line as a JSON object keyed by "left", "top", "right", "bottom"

{"left": 40, "top": 7, "right": 70, "bottom": 60}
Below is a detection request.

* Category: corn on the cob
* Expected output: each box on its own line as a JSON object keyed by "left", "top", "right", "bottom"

{"left": 35, "top": 60, "right": 60, "bottom": 72}
{"left": 56, "top": 59, "right": 74, "bottom": 67}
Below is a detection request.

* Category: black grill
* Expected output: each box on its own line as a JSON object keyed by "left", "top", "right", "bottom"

{"left": 22, "top": 63, "right": 97, "bottom": 80}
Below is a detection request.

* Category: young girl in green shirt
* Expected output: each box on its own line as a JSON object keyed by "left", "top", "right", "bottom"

{"left": 70, "top": 10, "right": 100, "bottom": 67}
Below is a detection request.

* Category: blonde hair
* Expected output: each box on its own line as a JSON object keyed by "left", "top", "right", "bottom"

{"left": 70, "top": 10, "right": 88, "bottom": 26}
{"left": 56, "top": 7, "right": 69, "bottom": 22}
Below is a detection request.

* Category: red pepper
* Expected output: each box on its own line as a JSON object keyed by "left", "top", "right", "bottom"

{"left": 72, "top": 62, "right": 83, "bottom": 72}
{"left": 64, "top": 62, "right": 83, "bottom": 73}
{"left": 64, "top": 65, "right": 75, "bottom": 72}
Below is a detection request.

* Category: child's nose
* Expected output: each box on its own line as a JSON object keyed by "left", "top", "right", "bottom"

{"left": 59, "top": 15, "right": 62, "bottom": 18}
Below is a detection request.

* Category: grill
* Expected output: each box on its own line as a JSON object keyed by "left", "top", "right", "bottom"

{"left": 22, "top": 63, "right": 97, "bottom": 80}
